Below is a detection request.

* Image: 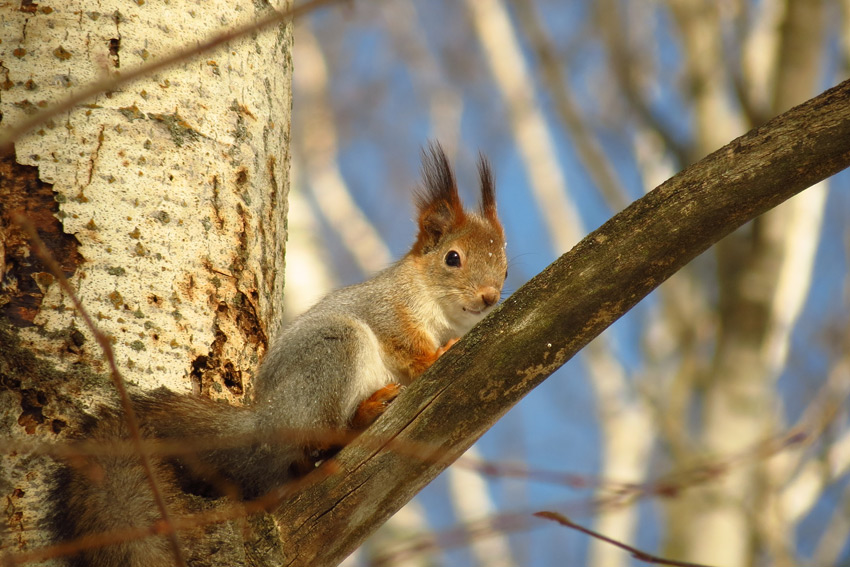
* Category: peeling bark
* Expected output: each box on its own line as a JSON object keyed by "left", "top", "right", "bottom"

{"left": 0, "top": 156, "right": 83, "bottom": 327}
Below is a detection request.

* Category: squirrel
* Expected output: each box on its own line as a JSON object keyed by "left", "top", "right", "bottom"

{"left": 50, "top": 143, "right": 508, "bottom": 566}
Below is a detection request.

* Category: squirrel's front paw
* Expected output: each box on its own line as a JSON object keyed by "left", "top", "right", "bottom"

{"left": 350, "top": 383, "right": 403, "bottom": 430}
{"left": 435, "top": 337, "right": 460, "bottom": 358}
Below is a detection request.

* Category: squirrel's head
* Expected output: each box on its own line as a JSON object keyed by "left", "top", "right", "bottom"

{"left": 410, "top": 142, "right": 507, "bottom": 334}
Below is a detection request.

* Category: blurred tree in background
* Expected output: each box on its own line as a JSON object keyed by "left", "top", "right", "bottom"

{"left": 287, "top": 1, "right": 850, "bottom": 566}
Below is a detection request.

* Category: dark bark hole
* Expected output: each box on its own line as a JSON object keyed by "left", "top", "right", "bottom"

{"left": 223, "top": 361, "right": 243, "bottom": 395}
{"left": 17, "top": 389, "right": 46, "bottom": 434}
{"left": 0, "top": 154, "right": 82, "bottom": 326}
{"left": 190, "top": 354, "right": 209, "bottom": 390}
{"left": 108, "top": 38, "right": 120, "bottom": 67}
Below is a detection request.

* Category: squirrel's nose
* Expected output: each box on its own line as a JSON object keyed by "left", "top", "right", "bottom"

{"left": 480, "top": 287, "right": 500, "bottom": 308}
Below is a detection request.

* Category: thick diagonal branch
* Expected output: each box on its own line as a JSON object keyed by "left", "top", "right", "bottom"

{"left": 274, "top": 79, "right": 850, "bottom": 567}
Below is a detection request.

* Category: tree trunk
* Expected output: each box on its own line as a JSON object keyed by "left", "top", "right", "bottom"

{"left": 0, "top": 1, "right": 291, "bottom": 564}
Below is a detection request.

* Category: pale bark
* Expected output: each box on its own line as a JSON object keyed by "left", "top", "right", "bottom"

{"left": 739, "top": 0, "right": 783, "bottom": 122}
{"left": 812, "top": 483, "right": 850, "bottom": 565}
{"left": 668, "top": 0, "right": 743, "bottom": 154}
{"left": 0, "top": 1, "right": 291, "bottom": 564}
{"left": 282, "top": 160, "right": 336, "bottom": 323}
{"left": 595, "top": 0, "right": 690, "bottom": 167}
{"left": 469, "top": 5, "right": 656, "bottom": 565}
{"left": 582, "top": 339, "right": 654, "bottom": 567}
{"left": 770, "top": 360, "right": 850, "bottom": 536}
{"left": 445, "top": 445, "right": 517, "bottom": 567}
{"left": 468, "top": 5, "right": 661, "bottom": 564}
{"left": 844, "top": 0, "right": 850, "bottom": 70}
{"left": 510, "top": 0, "right": 629, "bottom": 213}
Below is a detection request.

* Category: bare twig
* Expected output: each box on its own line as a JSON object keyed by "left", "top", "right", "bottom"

{"left": 0, "top": 422, "right": 436, "bottom": 463}
{"left": 535, "top": 511, "right": 715, "bottom": 567}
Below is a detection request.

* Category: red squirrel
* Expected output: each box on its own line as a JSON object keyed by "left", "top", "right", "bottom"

{"left": 51, "top": 143, "right": 507, "bottom": 566}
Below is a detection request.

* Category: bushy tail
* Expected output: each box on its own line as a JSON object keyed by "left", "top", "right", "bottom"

{"left": 51, "top": 390, "right": 299, "bottom": 566}
{"left": 51, "top": 407, "right": 181, "bottom": 567}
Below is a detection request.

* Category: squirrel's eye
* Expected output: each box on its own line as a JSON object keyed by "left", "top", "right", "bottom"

{"left": 445, "top": 250, "right": 461, "bottom": 268}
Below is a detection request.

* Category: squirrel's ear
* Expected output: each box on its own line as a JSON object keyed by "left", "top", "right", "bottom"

{"left": 413, "top": 142, "right": 465, "bottom": 254}
{"left": 477, "top": 153, "right": 499, "bottom": 226}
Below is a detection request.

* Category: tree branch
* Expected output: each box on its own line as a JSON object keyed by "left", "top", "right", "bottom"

{"left": 535, "top": 511, "right": 714, "bottom": 567}
{"left": 273, "top": 79, "right": 850, "bottom": 566}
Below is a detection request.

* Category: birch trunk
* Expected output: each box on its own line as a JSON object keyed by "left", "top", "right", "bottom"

{"left": 0, "top": 1, "right": 291, "bottom": 564}
{"left": 667, "top": 1, "right": 827, "bottom": 564}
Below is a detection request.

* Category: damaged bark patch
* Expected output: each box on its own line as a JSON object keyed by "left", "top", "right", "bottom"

{"left": 108, "top": 37, "right": 120, "bottom": 68}
{"left": 234, "top": 291, "right": 267, "bottom": 350}
{"left": 147, "top": 112, "right": 200, "bottom": 147}
{"left": 189, "top": 323, "right": 244, "bottom": 397}
{"left": 222, "top": 361, "right": 242, "bottom": 394}
{"left": 0, "top": 152, "right": 82, "bottom": 326}
{"left": 17, "top": 388, "right": 47, "bottom": 434}
{"left": 190, "top": 293, "right": 266, "bottom": 399}
{"left": 0, "top": 322, "right": 98, "bottom": 436}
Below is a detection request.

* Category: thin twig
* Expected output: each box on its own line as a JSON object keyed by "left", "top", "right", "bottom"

{"left": 366, "top": 426, "right": 816, "bottom": 566}
{"left": 535, "top": 510, "right": 715, "bottom": 567}
{"left": 456, "top": 425, "right": 811, "bottom": 492}
{"left": 0, "top": 0, "right": 343, "bottom": 151}
{"left": 0, "top": 422, "right": 430, "bottom": 463}
{"left": 13, "top": 214, "right": 187, "bottom": 567}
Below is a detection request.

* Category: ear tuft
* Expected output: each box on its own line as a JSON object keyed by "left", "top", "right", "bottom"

{"left": 477, "top": 153, "right": 499, "bottom": 225}
{"left": 413, "top": 142, "right": 465, "bottom": 254}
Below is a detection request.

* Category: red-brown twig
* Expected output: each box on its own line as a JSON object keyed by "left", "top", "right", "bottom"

{"left": 535, "top": 510, "right": 716, "bottom": 567}
{"left": 371, "top": 425, "right": 820, "bottom": 566}
{"left": 456, "top": 426, "right": 811, "bottom": 496}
